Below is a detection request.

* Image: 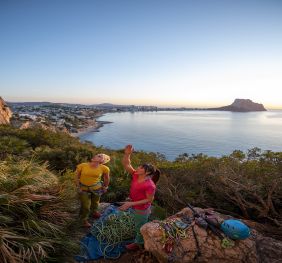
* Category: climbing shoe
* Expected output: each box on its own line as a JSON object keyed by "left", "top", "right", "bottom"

{"left": 83, "top": 220, "right": 91, "bottom": 227}
{"left": 125, "top": 243, "right": 140, "bottom": 251}
{"left": 92, "top": 211, "right": 101, "bottom": 219}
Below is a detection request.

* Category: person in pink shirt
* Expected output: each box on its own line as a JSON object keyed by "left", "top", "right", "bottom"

{"left": 119, "top": 144, "right": 161, "bottom": 250}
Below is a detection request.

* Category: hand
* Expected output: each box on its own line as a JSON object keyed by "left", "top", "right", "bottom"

{"left": 124, "top": 145, "right": 134, "bottom": 155}
{"left": 118, "top": 202, "right": 133, "bottom": 211}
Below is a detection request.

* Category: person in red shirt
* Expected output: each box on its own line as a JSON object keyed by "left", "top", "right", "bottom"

{"left": 119, "top": 144, "right": 161, "bottom": 250}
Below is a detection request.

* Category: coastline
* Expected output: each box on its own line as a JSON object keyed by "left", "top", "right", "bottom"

{"left": 71, "top": 120, "right": 112, "bottom": 138}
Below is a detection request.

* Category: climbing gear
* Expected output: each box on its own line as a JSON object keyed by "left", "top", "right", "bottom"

{"left": 93, "top": 211, "right": 101, "bottom": 219}
{"left": 195, "top": 217, "right": 208, "bottom": 229}
{"left": 187, "top": 203, "right": 235, "bottom": 256}
{"left": 187, "top": 203, "right": 224, "bottom": 238}
{"left": 192, "top": 224, "right": 201, "bottom": 260}
{"left": 79, "top": 181, "right": 106, "bottom": 196}
{"left": 90, "top": 211, "right": 136, "bottom": 259}
{"left": 220, "top": 219, "right": 250, "bottom": 240}
{"left": 164, "top": 238, "right": 174, "bottom": 254}
{"left": 205, "top": 212, "right": 222, "bottom": 228}
{"left": 125, "top": 243, "right": 140, "bottom": 251}
{"left": 80, "top": 181, "right": 102, "bottom": 190}
{"left": 157, "top": 217, "right": 192, "bottom": 260}
{"left": 83, "top": 220, "right": 92, "bottom": 228}
{"left": 221, "top": 237, "right": 235, "bottom": 249}
{"left": 158, "top": 218, "right": 190, "bottom": 241}
{"left": 174, "top": 218, "right": 189, "bottom": 229}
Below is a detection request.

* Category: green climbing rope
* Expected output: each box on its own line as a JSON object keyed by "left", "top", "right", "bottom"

{"left": 90, "top": 212, "right": 136, "bottom": 259}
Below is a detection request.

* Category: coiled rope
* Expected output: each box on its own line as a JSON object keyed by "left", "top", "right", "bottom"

{"left": 90, "top": 212, "right": 136, "bottom": 259}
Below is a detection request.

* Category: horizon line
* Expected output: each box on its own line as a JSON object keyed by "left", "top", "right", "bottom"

{"left": 4, "top": 99, "right": 282, "bottom": 111}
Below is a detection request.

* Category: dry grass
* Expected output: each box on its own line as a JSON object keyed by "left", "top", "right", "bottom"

{"left": 0, "top": 159, "right": 79, "bottom": 263}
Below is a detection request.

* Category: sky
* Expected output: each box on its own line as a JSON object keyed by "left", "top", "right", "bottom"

{"left": 0, "top": 0, "right": 282, "bottom": 109}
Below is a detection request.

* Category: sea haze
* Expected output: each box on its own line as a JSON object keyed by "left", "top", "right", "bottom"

{"left": 78, "top": 111, "right": 282, "bottom": 160}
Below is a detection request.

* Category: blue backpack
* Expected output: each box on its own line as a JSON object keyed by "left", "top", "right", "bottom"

{"left": 220, "top": 219, "right": 250, "bottom": 240}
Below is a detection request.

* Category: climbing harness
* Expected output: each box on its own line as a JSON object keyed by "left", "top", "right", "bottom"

{"left": 156, "top": 217, "right": 193, "bottom": 262}
{"left": 156, "top": 217, "right": 192, "bottom": 262}
{"left": 79, "top": 181, "right": 105, "bottom": 196}
{"left": 158, "top": 218, "right": 190, "bottom": 242}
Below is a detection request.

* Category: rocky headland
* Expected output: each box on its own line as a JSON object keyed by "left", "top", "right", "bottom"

{"left": 209, "top": 99, "right": 266, "bottom": 112}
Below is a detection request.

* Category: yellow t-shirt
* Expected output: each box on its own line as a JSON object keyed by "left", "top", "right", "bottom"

{"left": 76, "top": 163, "right": 110, "bottom": 190}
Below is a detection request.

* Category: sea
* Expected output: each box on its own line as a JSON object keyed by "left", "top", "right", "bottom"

{"left": 78, "top": 110, "right": 282, "bottom": 161}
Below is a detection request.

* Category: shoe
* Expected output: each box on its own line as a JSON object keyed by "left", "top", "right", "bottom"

{"left": 92, "top": 211, "right": 101, "bottom": 219}
{"left": 125, "top": 243, "right": 140, "bottom": 251}
{"left": 83, "top": 220, "right": 91, "bottom": 227}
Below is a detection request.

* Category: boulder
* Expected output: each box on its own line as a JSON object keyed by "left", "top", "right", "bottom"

{"left": 0, "top": 97, "right": 12, "bottom": 124}
{"left": 141, "top": 207, "right": 259, "bottom": 263}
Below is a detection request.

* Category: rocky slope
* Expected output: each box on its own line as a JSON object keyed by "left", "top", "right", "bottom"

{"left": 0, "top": 97, "right": 12, "bottom": 124}
{"left": 210, "top": 99, "right": 266, "bottom": 112}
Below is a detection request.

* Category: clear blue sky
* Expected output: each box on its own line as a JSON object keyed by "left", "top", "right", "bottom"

{"left": 0, "top": 0, "right": 282, "bottom": 108}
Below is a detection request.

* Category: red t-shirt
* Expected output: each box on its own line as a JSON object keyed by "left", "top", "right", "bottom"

{"left": 129, "top": 171, "right": 156, "bottom": 210}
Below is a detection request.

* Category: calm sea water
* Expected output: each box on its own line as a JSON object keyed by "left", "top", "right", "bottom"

{"left": 79, "top": 110, "right": 282, "bottom": 160}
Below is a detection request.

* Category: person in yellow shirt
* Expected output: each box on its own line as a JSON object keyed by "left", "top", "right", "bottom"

{"left": 75, "top": 153, "right": 110, "bottom": 227}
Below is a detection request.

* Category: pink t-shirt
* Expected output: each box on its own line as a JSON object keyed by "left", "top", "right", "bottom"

{"left": 129, "top": 171, "right": 156, "bottom": 210}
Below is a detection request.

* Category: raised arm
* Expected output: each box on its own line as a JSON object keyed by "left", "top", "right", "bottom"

{"left": 122, "top": 145, "right": 135, "bottom": 174}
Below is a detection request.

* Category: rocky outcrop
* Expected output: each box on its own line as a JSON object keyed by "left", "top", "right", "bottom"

{"left": 210, "top": 99, "right": 266, "bottom": 112}
{"left": 19, "top": 121, "right": 68, "bottom": 133}
{"left": 141, "top": 207, "right": 282, "bottom": 263}
{"left": 0, "top": 97, "right": 12, "bottom": 124}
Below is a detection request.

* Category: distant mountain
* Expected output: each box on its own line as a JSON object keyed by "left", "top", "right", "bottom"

{"left": 8, "top": 101, "right": 130, "bottom": 109}
{"left": 0, "top": 97, "right": 13, "bottom": 124}
{"left": 8, "top": 101, "right": 53, "bottom": 106}
{"left": 209, "top": 99, "right": 266, "bottom": 112}
{"left": 8, "top": 101, "right": 85, "bottom": 107}
{"left": 92, "top": 103, "right": 129, "bottom": 108}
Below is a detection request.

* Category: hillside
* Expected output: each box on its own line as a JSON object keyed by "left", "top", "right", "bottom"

{"left": 0, "top": 125, "right": 281, "bottom": 262}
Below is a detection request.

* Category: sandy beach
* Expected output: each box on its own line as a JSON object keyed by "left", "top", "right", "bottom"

{"left": 71, "top": 120, "right": 112, "bottom": 137}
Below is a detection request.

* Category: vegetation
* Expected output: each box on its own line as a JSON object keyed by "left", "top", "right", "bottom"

{"left": 0, "top": 125, "right": 281, "bottom": 262}
{"left": 0, "top": 159, "right": 79, "bottom": 263}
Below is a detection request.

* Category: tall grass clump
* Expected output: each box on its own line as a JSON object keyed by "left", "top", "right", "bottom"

{"left": 0, "top": 159, "right": 79, "bottom": 263}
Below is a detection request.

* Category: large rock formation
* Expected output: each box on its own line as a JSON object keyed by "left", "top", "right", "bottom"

{"left": 141, "top": 207, "right": 282, "bottom": 263}
{"left": 0, "top": 97, "right": 12, "bottom": 124}
{"left": 210, "top": 99, "right": 266, "bottom": 112}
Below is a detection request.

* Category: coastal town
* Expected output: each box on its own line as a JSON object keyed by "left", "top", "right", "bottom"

{"left": 7, "top": 101, "right": 160, "bottom": 134}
